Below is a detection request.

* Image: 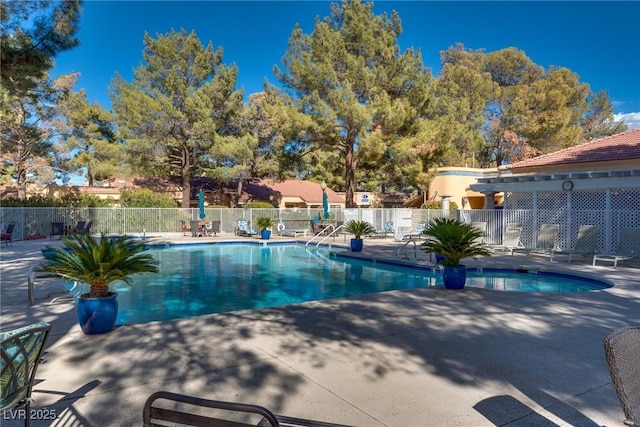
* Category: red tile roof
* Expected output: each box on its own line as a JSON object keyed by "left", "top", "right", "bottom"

{"left": 256, "top": 179, "right": 344, "bottom": 203}
{"left": 506, "top": 128, "right": 640, "bottom": 170}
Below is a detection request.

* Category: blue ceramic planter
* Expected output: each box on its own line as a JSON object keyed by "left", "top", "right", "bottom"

{"left": 350, "top": 238, "right": 364, "bottom": 252}
{"left": 260, "top": 230, "right": 271, "bottom": 240}
{"left": 77, "top": 292, "right": 118, "bottom": 334}
{"left": 442, "top": 265, "right": 467, "bottom": 290}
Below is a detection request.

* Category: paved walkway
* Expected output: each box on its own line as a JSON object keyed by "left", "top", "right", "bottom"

{"left": 1, "top": 233, "right": 639, "bottom": 426}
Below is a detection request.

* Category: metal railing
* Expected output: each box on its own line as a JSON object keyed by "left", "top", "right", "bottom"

{"left": 306, "top": 223, "right": 346, "bottom": 248}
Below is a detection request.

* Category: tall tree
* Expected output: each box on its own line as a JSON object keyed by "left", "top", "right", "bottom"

{"left": 0, "top": 72, "right": 76, "bottom": 197}
{"left": 1, "top": 0, "right": 81, "bottom": 96}
{"left": 245, "top": 87, "right": 325, "bottom": 182}
{"left": 581, "top": 90, "right": 627, "bottom": 141}
{"left": 54, "top": 89, "right": 123, "bottom": 186}
{"left": 482, "top": 47, "right": 589, "bottom": 165}
{"left": 432, "top": 44, "right": 498, "bottom": 167}
{"left": 110, "top": 29, "right": 246, "bottom": 207}
{"left": 274, "top": 0, "right": 434, "bottom": 207}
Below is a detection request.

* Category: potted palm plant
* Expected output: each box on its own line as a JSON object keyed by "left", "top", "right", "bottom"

{"left": 37, "top": 233, "right": 159, "bottom": 334}
{"left": 344, "top": 220, "right": 375, "bottom": 252}
{"left": 256, "top": 217, "right": 273, "bottom": 240}
{"left": 421, "top": 218, "right": 491, "bottom": 289}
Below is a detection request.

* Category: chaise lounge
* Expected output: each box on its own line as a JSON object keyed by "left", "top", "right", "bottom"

{"left": 487, "top": 223, "right": 524, "bottom": 255}
{"left": 593, "top": 228, "right": 640, "bottom": 268}
{"left": 551, "top": 225, "right": 600, "bottom": 263}
{"left": 368, "top": 221, "right": 394, "bottom": 239}
{"left": 276, "top": 222, "right": 307, "bottom": 237}
{"left": 236, "top": 219, "right": 258, "bottom": 237}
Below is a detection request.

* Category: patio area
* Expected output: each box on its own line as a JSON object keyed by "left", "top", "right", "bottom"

{"left": 1, "top": 233, "right": 639, "bottom": 426}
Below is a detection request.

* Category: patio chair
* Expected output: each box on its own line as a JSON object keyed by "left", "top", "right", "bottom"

{"left": 276, "top": 222, "right": 307, "bottom": 237}
{"left": 520, "top": 224, "right": 559, "bottom": 256}
{"left": 143, "top": 391, "right": 353, "bottom": 427}
{"left": 471, "top": 222, "right": 487, "bottom": 244}
{"left": 190, "top": 220, "right": 202, "bottom": 237}
{"left": 181, "top": 220, "right": 191, "bottom": 236}
{"left": 593, "top": 228, "right": 640, "bottom": 268}
{"left": 81, "top": 221, "right": 92, "bottom": 234}
{"left": 205, "top": 221, "right": 220, "bottom": 237}
{"left": 368, "top": 221, "right": 394, "bottom": 239}
{"left": 1, "top": 321, "right": 52, "bottom": 427}
{"left": 50, "top": 222, "right": 64, "bottom": 240}
{"left": 603, "top": 326, "right": 640, "bottom": 427}
{"left": 1, "top": 223, "right": 15, "bottom": 246}
{"left": 236, "top": 219, "right": 257, "bottom": 237}
{"left": 551, "top": 225, "right": 600, "bottom": 263}
{"left": 487, "top": 223, "right": 524, "bottom": 255}
{"left": 70, "top": 220, "right": 86, "bottom": 234}
{"left": 401, "top": 221, "right": 427, "bottom": 241}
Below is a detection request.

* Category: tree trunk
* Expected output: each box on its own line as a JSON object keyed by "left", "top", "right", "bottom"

{"left": 16, "top": 166, "right": 27, "bottom": 199}
{"left": 345, "top": 139, "right": 356, "bottom": 208}
{"left": 181, "top": 145, "right": 191, "bottom": 208}
{"left": 236, "top": 178, "right": 243, "bottom": 207}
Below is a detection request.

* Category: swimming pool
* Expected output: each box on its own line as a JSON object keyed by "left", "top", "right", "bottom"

{"left": 105, "top": 243, "right": 611, "bottom": 325}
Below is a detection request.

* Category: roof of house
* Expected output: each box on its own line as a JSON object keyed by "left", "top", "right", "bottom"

{"left": 505, "top": 128, "right": 640, "bottom": 171}
{"left": 256, "top": 179, "right": 343, "bottom": 204}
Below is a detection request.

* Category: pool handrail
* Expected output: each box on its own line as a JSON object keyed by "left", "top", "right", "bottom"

{"left": 397, "top": 239, "right": 419, "bottom": 261}
{"left": 306, "top": 223, "right": 346, "bottom": 248}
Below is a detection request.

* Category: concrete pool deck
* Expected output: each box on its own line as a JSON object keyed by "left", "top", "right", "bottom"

{"left": 1, "top": 233, "right": 639, "bottom": 426}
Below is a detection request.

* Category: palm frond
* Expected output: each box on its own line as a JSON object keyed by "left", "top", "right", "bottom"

{"left": 37, "top": 233, "right": 158, "bottom": 298}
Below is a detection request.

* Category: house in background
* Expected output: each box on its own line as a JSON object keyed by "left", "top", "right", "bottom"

{"left": 255, "top": 179, "right": 345, "bottom": 211}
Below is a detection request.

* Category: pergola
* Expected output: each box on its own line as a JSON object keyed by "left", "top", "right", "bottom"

{"left": 469, "top": 129, "right": 640, "bottom": 253}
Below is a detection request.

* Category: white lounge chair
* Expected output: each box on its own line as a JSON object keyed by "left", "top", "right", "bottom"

{"left": 488, "top": 223, "right": 524, "bottom": 255}
{"left": 593, "top": 228, "right": 640, "bottom": 268}
{"left": 368, "top": 221, "right": 394, "bottom": 239}
{"left": 520, "top": 224, "right": 559, "bottom": 256}
{"left": 551, "top": 225, "right": 599, "bottom": 262}
{"left": 471, "top": 222, "right": 487, "bottom": 244}
{"left": 401, "top": 221, "right": 427, "bottom": 240}
{"left": 276, "top": 222, "right": 307, "bottom": 237}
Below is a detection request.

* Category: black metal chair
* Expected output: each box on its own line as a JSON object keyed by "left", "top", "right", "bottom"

{"left": 1, "top": 223, "right": 15, "bottom": 246}
{"left": 82, "top": 221, "right": 93, "bottom": 234}
{"left": 1, "top": 322, "right": 52, "bottom": 427}
{"left": 71, "top": 220, "right": 87, "bottom": 233}
{"left": 190, "top": 220, "right": 201, "bottom": 237}
{"left": 50, "top": 222, "right": 64, "bottom": 240}
{"left": 604, "top": 326, "right": 640, "bottom": 426}
{"left": 143, "top": 391, "right": 353, "bottom": 427}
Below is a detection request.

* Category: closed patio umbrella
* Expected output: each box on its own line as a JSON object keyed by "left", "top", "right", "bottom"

{"left": 321, "top": 181, "right": 329, "bottom": 219}
{"left": 198, "top": 189, "right": 206, "bottom": 220}
{"left": 322, "top": 191, "right": 329, "bottom": 219}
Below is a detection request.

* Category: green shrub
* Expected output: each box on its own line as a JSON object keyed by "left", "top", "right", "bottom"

{"left": 256, "top": 217, "right": 274, "bottom": 230}
{"left": 421, "top": 200, "right": 459, "bottom": 210}
{"left": 420, "top": 218, "right": 491, "bottom": 266}
{"left": 244, "top": 201, "right": 275, "bottom": 209}
{"left": 0, "top": 193, "right": 112, "bottom": 207}
{"left": 120, "top": 189, "right": 177, "bottom": 208}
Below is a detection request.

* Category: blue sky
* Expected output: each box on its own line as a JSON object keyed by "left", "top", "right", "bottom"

{"left": 52, "top": 1, "right": 640, "bottom": 129}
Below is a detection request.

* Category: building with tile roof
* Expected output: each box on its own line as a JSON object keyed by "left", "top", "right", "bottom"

{"left": 469, "top": 128, "right": 640, "bottom": 252}
{"left": 255, "top": 179, "right": 345, "bottom": 210}
{"left": 470, "top": 128, "right": 640, "bottom": 205}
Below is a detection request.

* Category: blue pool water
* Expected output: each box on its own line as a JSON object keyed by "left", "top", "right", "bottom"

{"left": 104, "top": 243, "right": 610, "bottom": 325}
